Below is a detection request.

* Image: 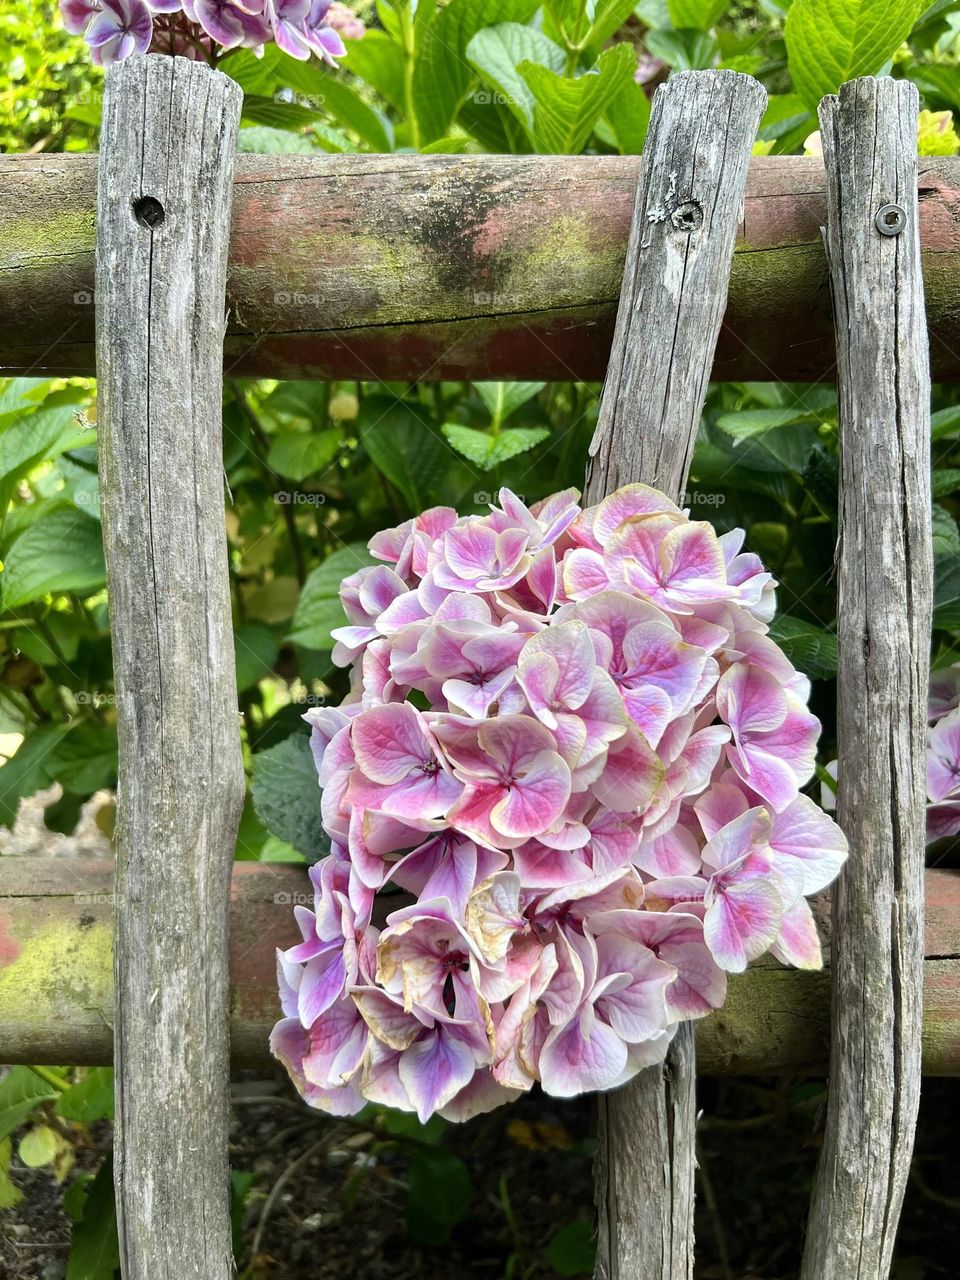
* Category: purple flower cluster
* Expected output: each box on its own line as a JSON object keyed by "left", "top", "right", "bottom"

{"left": 926, "top": 664, "right": 960, "bottom": 839}
{"left": 60, "top": 0, "right": 361, "bottom": 65}
{"left": 271, "top": 485, "right": 848, "bottom": 1122}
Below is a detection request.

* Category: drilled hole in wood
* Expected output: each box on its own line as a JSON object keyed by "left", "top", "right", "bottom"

{"left": 132, "top": 195, "right": 165, "bottom": 230}
{"left": 671, "top": 200, "right": 703, "bottom": 232}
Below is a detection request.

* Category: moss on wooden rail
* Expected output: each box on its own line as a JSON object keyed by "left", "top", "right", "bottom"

{"left": 3, "top": 154, "right": 960, "bottom": 382}
{"left": 0, "top": 859, "right": 957, "bottom": 1075}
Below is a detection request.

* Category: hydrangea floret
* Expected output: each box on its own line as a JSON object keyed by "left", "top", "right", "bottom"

{"left": 60, "top": 0, "right": 362, "bottom": 65}
{"left": 823, "top": 664, "right": 960, "bottom": 844}
{"left": 925, "top": 662, "right": 960, "bottom": 840}
{"left": 271, "top": 485, "right": 849, "bottom": 1122}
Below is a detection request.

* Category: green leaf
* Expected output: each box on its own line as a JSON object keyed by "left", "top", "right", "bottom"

{"left": 57, "top": 454, "right": 102, "bottom": 520}
{"left": 917, "top": 106, "right": 960, "bottom": 155}
{"left": 1, "top": 507, "right": 105, "bottom": 609}
{"left": 236, "top": 125, "right": 319, "bottom": 154}
{"left": 0, "top": 1067, "right": 58, "bottom": 1141}
{"left": 933, "top": 468, "right": 960, "bottom": 498}
{"left": 288, "top": 543, "right": 376, "bottom": 650}
{"left": 0, "top": 720, "right": 116, "bottom": 825}
{"left": 231, "top": 1170, "right": 257, "bottom": 1261}
{"left": 933, "top": 502, "right": 960, "bottom": 559}
{"left": 0, "top": 725, "right": 73, "bottom": 828}
{"left": 767, "top": 615, "right": 838, "bottom": 680}
{"left": 487, "top": 429, "right": 551, "bottom": 466}
{"left": 587, "top": 0, "right": 642, "bottom": 45}
{"left": 520, "top": 43, "right": 635, "bottom": 154}
{"left": 714, "top": 422, "right": 818, "bottom": 475}
{"left": 466, "top": 24, "right": 565, "bottom": 135}
{"left": 67, "top": 1156, "right": 120, "bottom": 1280}
{"left": 311, "top": 121, "right": 361, "bottom": 154}
{"left": 296, "top": 543, "right": 377, "bottom": 605}
{"left": 241, "top": 94, "right": 326, "bottom": 131}
{"left": 419, "top": 134, "right": 471, "bottom": 153}
{"left": 358, "top": 395, "right": 458, "bottom": 510}
{"left": 53, "top": 722, "right": 117, "bottom": 796}
{"left": 412, "top": 0, "right": 540, "bottom": 143}
{"left": 645, "top": 27, "right": 719, "bottom": 69}
{"left": 932, "top": 403, "right": 960, "bottom": 440}
{"left": 668, "top": 0, "right": 729, "bottom": 28}
{"left": 457, "top": 95, "right": 524, "bottom": 150}
{"left": 63, "top": 1173, "right": 93, "bottom": 1223}
{"left": 267, "top": 429, "right": 341, "bottom": 482}
{"left": 546, "top": 1220, "right": 597, "bottom": 1276}
{"left": 406, "top": 1150, "right": 472, "bottom": 1245}
{"left": 475, "top": 381, "right": 546, "bottom": 424}
{"left": 263, "top": 382, "right": 331, "bottom": 419}
{"left": 785, "top": 0, "right": 924, "bottom": 111}
{"left": 442, "top": 423, "right": 549, "bottom": 470}
{"left": 934, "top": 553, "right": 960, "bottom": 629}
{"left": 442, "top": 424, "right": 495, "bottom": 468}
{"left": 0, "top": 404, "right": 88, "bottom": 486}
{"left": 16, "top": 609, "right": 85, "bottom": 667}
{"left": 605, "top": 77, "right": 652, "bottom": 154}
{"left": 380, "top": 1109, "right": 448, "bottom": 1142}
{"left": 910, "top": 63, "right": 960, "bottom": 114}
{"left": 716, "top": 407, "right": 822, "bottom": 440}
{"left": 56, "top": 1069, "right": 115, "bottom": 1124}
{"left": 0, "top": 1137, "right": 23, "bottom": 1210}
{"left": 757, "top": 93, "right": 813, "bottom": 149}
{"left": 19, "top": 1124, "right": 60, "bottom": 1168}
{"left": 235, "top": 624, "right": 280, "bottom": 694}
{"left": 251, "top": 732, "right": 329, "bottom": 859}
{"left": 0, "top": 379, "right": 48, "bottom": 424}
{"left": 223, "top": 46, "right": 287, "bottom": 96}
{"left": 802, "top": 446, "right": 840, "bottom": 520}
{"left": 343, "top": 31, "right": 407, "bottom": 112}
{"left": 275, "top": 62, "right": 394, "bottom": 151}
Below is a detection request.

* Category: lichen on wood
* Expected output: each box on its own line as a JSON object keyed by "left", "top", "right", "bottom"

{"left": 4, "top": 153, "right": 960, "bottom": 382}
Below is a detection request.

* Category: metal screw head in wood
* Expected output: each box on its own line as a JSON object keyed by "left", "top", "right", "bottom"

{"left": 875, "top": 202, "right": 906, "bottom": 235}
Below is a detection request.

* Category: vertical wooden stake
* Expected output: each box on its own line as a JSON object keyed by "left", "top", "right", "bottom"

{"left": 800, "top": 77, "right": 931, "bottom": 1280}
{"left": 96, "top": 56, "right": 244, "bottom": 1279}
{"left": 585, "top": 70, "right": 766, "bottom": 1280}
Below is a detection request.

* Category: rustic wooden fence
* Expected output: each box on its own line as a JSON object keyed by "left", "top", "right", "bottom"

{"left": 0, "top": 53, "right": 954, "bottom": 1280}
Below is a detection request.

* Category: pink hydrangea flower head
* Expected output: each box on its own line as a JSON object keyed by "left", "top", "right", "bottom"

{"left": 272, "top": 485, "right": 848, "bottom": 1118}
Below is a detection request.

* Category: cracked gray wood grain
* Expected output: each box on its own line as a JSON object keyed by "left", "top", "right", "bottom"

{"left": 96, "top": 55, "right": 244, "bottom": 1279}
{"left": 584, "top": 69, "right": 766, "bottom": 1280}
{"left": 800, "top": 77, "right": 932, "bottom": 1280}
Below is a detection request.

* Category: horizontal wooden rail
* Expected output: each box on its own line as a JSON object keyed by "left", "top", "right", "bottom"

{"left": 0, "top": 858, "right": 957, "bottom": 1074}
{"left": 3, "top": 154, "right": 960, "bottom": 383}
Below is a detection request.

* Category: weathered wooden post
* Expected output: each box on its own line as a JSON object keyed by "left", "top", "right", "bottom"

{"left": 96, "top": 55, "right": 244, "bottom": 1278}
{"left": 800, "top": 77, "right": 932, "bottom": 1280}
{"left": 584, "top": 69, "right": 766, "bottom": 1280}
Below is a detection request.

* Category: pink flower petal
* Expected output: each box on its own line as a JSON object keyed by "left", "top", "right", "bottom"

{"left": 704, "top": 878, "right": 782, "bottom": 973}
{"left": 399, "top": 1026, "right": 480, "bottom": 1123}
{"left": 769, "top": 896, "right": 823, "bottom": 969}
{"left": 539, "top": 1007, "right": 628, "bottom": 1097}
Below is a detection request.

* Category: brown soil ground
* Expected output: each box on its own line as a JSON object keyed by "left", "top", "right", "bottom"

{"left": 3, "top": 1076, "right": 958, "bottom": 1280}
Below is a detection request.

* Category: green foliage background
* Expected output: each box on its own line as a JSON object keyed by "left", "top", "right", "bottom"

{"left": 2, "top": 0, "right": 960, "bottom": 1274}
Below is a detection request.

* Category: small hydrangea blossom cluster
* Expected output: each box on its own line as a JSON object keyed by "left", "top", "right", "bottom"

{"left": 825, "top": 665, "right": 960, "bottom": 843}
{"left": 60, "top": 0, "right": 361, "bottom": 66}
{"left": 926, "top": 663, "right": 960, "bottom": 840}
{"left": 271, "top": 485, "right": 848, "bottom": 1122}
